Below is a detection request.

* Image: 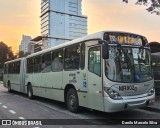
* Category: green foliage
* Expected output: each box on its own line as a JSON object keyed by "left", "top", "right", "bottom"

{"left": 0, "top": 41, "right": 16, "bottom": 69}
{"left": 18, "top": 51, "right": 30, "bottom": 58}
{"left": 123, "top": 0, "right": 160, "bottom": 15}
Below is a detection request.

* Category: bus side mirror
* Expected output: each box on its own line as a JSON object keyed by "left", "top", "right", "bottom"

{"left": 102, "top": 43, "right": 109, "bottom": 59}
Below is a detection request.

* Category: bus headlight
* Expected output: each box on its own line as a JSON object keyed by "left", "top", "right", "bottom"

{"left": 104, "top": 87, "right": 122, "bottom": 100}
{"left": 147, "top": 87, "right": 155, "bottom": 96}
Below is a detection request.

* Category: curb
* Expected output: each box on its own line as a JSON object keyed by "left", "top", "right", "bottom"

{"left": 143, "top": 106, "right": 160, "bottom": 113}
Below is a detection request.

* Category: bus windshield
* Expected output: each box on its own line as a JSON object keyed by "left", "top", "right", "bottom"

{"left": 105, "top": 46, "right": 152, "bottom": 83}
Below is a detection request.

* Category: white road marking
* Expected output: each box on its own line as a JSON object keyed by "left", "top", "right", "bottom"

{"left": 8, "top": 110, "right": 16, "bottom": 114}
{"left": 33, "top": 127, "right": 40, "bottom": 128}
{"left": 18, "top": 117, "right": 25, "bottom": 120}
{"left": 0, "top": 102, "right": 2, "bottom": 104}
{"left": 2, "top": 105, "right": 7, "bottom": 108}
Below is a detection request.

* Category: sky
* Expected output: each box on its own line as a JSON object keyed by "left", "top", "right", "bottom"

{"left": 0, "top": 0, "right": 160, "bottom": 53}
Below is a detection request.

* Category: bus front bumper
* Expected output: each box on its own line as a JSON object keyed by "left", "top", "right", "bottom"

{"left": 104, "top": 94, "right": 155, "bottom": 112}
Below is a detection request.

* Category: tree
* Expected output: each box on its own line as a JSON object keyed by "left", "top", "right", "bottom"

{"left": 0, "top": 41, "right": 16, "bottom": 69}
{"left": 17, "top": 51, "right": 30, "bottom": 58}
{"left": 18, "top": 51, "right": 25, "bottom": 58}
{"left": 123, "top": 0, "right": 160, "bottom": 15}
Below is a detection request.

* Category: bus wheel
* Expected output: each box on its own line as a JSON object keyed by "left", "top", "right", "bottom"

{"left": 8, "top": 82, "right": 12, "bottom": 93}
{"left": 66, "top": 88, "right": 79, "bottom": 113}
{"left": 27, "top": 85, "right": 33, "bottom": 99}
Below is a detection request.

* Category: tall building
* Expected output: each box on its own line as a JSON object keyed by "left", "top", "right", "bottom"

{"left": 19, "top": 35, "right": 35, "bottom": 54}
{"left": 40, "top": 0, "right": 88, "bottom": 49}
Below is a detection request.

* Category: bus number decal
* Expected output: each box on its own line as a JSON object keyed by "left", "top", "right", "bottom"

{"left": 119, "top": 85, "right": 137, "bottom": 91}
{"left": 69, "top": 73, "right": 77, "bottom": 84}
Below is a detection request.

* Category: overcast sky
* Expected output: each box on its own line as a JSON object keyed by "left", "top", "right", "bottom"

{"left": 0, "top": 0, "right": 160, "bottom": 53}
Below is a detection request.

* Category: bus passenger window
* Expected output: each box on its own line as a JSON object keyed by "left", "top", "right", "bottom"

{"left": 89, "top": 46, "right": 101, "bottom": 76}
{"left": 34, "top": 56, "right": 41, "bottom": 73}
{"left": 64, "top": 44, "right": 80, "bottom": 70}
{"left": 15, "top": 61, "right": 20, "bottom": 74}
{"left": 8, "top": 63, "right": 12, "bottom": 74}
{"left": 27, "top": 58, "right": 34, "bottom": 73}
{"left": 42, "top": 53, "right": 51, "bottom": 73}
{"left": 52, "top": 50, "right": 63, "bottom": 72}
{"left": 4, "top": 64, "right": 7, "bottom": 74}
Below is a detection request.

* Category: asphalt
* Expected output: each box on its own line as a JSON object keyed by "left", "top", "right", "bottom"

{"left": 144, "top": 94, "right": 160, "bottom": 112}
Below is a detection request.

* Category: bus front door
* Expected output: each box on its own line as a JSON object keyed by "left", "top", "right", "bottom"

{"left": 87, "top": 45, "right": 104, "bottom": 111}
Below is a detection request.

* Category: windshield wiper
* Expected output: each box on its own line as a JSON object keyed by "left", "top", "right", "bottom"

{"left": 116, "top": 45, "right": 136, "bottom": 82}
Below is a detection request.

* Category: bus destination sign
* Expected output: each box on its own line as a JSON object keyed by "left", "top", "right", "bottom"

{"left": 107, "top": 33, "right": 143, "bottom": 46}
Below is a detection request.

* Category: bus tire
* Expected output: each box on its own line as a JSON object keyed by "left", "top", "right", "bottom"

{"left": 66, "top": 88, "right": 79, "bottom": 113}
{"left": 27, "top": 85, "right": 33, "bottom": 99}
{"left": 8, "top": 81, "right": 12, "bottom": 93}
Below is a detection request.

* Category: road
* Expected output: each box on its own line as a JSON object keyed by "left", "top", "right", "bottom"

{"left": 0, "top": 83, "right": 159, "bottom": 128}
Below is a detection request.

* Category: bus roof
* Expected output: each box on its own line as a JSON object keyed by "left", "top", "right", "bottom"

{"left": 26, "top": 31, "right": 145, "bottom": 58}
{"left": 26, "top": 31, "right": 104, "bottom": 58}
{"left": 5, "top": 57, "right": 25, "bottom": 64}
